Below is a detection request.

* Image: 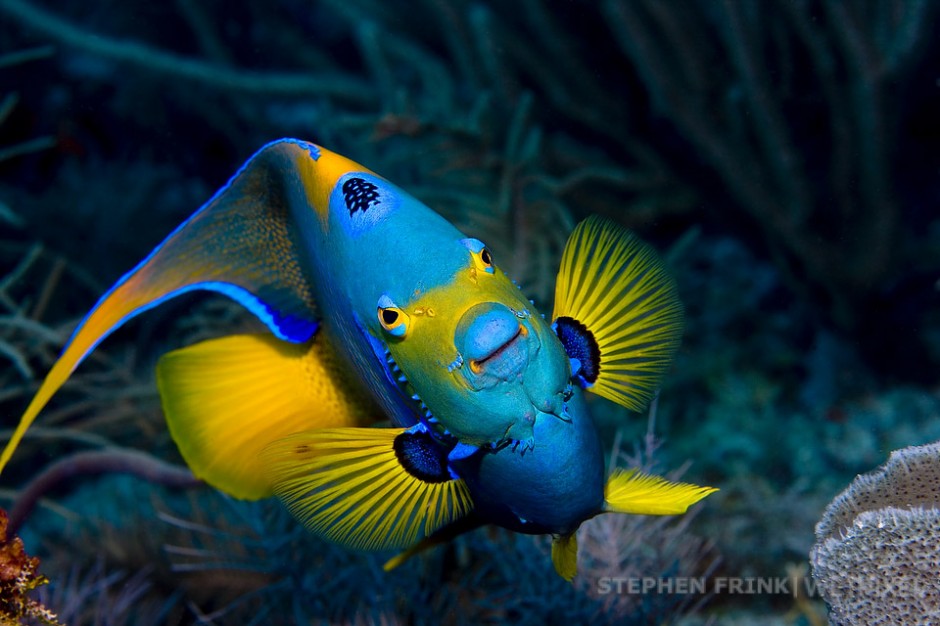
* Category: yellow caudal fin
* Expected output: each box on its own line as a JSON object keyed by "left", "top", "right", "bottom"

{"left": 552, "top": 215, "right": 683, "bottom": 412}
{"left": 157, "top": 333, "right": 376, "bottom": 500}
{"left": 551, "top": 533, "right": 578, "bottom": 581}
{"left": 262, "top": 427, "right": 473, "bottom": 551}
{"left": 604, "top": 468, "right": 717, "bottom": 515}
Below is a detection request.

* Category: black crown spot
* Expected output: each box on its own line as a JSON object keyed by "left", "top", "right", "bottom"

{"left": 342, "top": 177, "right": 381, "bottom": 217}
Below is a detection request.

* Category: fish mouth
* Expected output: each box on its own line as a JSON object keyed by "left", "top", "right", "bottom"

{"left": 454, "top": 301, "right": 532, "bottom": 386}
{"left": 469, "top": 325, "right": 527, "bottom": 374}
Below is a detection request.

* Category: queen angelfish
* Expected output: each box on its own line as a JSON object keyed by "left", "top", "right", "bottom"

{"left": 0, "top": 139, "right": 715, "bottom": 580}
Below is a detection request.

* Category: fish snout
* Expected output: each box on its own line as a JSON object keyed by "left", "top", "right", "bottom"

{"left": 455, "top": 303, "right": 529, "bottom": 383}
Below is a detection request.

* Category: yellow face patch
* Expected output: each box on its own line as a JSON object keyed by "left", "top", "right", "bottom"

{"left": 378, "top": 256, "right": 569, "bottom": 447}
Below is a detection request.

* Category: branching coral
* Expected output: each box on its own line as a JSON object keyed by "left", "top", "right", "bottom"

{"left": 0, "top": 0, "right": 695, "bottom": 308}
{"left": 0, "top": 0, "right": 372, "bottom": 103}
{"left": 0, "top": 508, "right": 59, "bottom": 625}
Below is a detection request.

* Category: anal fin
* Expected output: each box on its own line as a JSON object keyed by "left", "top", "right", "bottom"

{"left": 552, "top": 215, "right": 683, "bottom": 412}
{"left": 262, "top": 427, "right": 473, "bottom": 551}
{"left": 157, "top": 333, "right": 377, "bottom": 500}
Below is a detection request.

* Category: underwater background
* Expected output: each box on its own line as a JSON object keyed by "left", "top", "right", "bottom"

{"left": 0, "top": 0, "right": 939, "bottom": 624}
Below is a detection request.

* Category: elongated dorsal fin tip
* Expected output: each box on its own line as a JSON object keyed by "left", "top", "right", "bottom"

{"left": 0, "top": 139, "right": 339, "bottom": 475}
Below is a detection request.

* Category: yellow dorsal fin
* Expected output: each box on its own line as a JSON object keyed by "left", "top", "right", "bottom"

{"left": 551, "top": 532, "right": 579, "bottom": 581}
{"left": 156, "top": 333, "right": 376, "bottom": 500}
{"left": 552, "top": 215, "right": 684, "bottom": 412}
{"left": 604, "top": 468, "right": 717, "bottom": 515}
{"left": 261, "top": 427, "right": 473, "bottom": 551}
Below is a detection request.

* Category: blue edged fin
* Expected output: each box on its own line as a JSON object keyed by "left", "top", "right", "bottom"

{"left": 551, "top": 533, "right": 578, "bottom": 581}
{"left": 261, "top": 427, "right": 473, "bottom": 551}
{"left": 157, "top": 333, "right": 377, "bottom": 500}
{"left": 552, "top": 215, "right": 684, "bottom": 412}
{"left": 0, "top": 139, "right": 326, "bottom": 475}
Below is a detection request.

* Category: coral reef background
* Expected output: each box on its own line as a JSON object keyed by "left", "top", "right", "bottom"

{"left": 811, "top": 440, "right": 940, "bottom": 624}
{"left": 0, "top": 0, "right": 938, "bottom": 623}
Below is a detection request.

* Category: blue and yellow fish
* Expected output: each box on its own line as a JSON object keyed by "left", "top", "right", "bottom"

{"left": 0, "top": 139, "right": 715, "bottom": 580}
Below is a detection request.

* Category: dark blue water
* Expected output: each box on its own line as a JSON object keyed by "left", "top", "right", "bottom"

{"left": 1, "top": 1, "right": 938, "bottom": 623}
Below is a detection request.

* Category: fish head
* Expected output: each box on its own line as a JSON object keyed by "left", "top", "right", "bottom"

{"left": 312, "top": 168, "right": 574, "bottom": 449}
{"left": 373, "top": 237, "right": 572, "bottom": 449}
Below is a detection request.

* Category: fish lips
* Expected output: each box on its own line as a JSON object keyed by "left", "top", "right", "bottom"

{"left": 454, "top": 302, "right": 535, "bottom": 389}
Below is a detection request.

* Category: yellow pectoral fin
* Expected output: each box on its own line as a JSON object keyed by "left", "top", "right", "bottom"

{"left": 604, "top": 469, "right": 717, "bottom": 516}
{"left": 552, "top": 533, "right": 579, "bottom": 582}
{"left": 157, "top": 333, "right": 377, "bottom": 500}
{"left": 552, "top": 215, "right": 684, "bottom": 413}
{"left": 261, "top": 428, "right": 473, "bottom": 552}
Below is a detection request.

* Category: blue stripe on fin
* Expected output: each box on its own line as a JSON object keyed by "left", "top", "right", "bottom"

{"left": 0, "top": 139, "right": 327, "bottom": 476}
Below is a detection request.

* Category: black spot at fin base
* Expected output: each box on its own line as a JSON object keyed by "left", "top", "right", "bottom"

{"left": 554, "top": 316, "right": 600, "bottom": 384}
{"left": 394, "top": 431, "right": 450, "bottom": 483}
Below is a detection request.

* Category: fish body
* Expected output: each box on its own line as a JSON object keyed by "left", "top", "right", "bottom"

{"left": 453, "top": 385, "right": 604, "bottom": 535}
{"left": 300, "top": 163, "right": 573, "bottom": 451}
{"left": 0, "top": 139, "right": 715, "bottom": 580}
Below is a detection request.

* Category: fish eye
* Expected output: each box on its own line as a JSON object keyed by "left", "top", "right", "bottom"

{"left": 461, "top": 238, "right": 495, "bottom": 274}
{"left": 381, "top": 308, "right": 399, "bottom": 326}
{"left": 377, "top": 295, "right": 409, "bottom": 337}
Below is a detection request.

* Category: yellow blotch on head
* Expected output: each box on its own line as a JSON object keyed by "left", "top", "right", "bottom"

{"left": 293, "top": 144, "right": 379, "bottom": 222}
